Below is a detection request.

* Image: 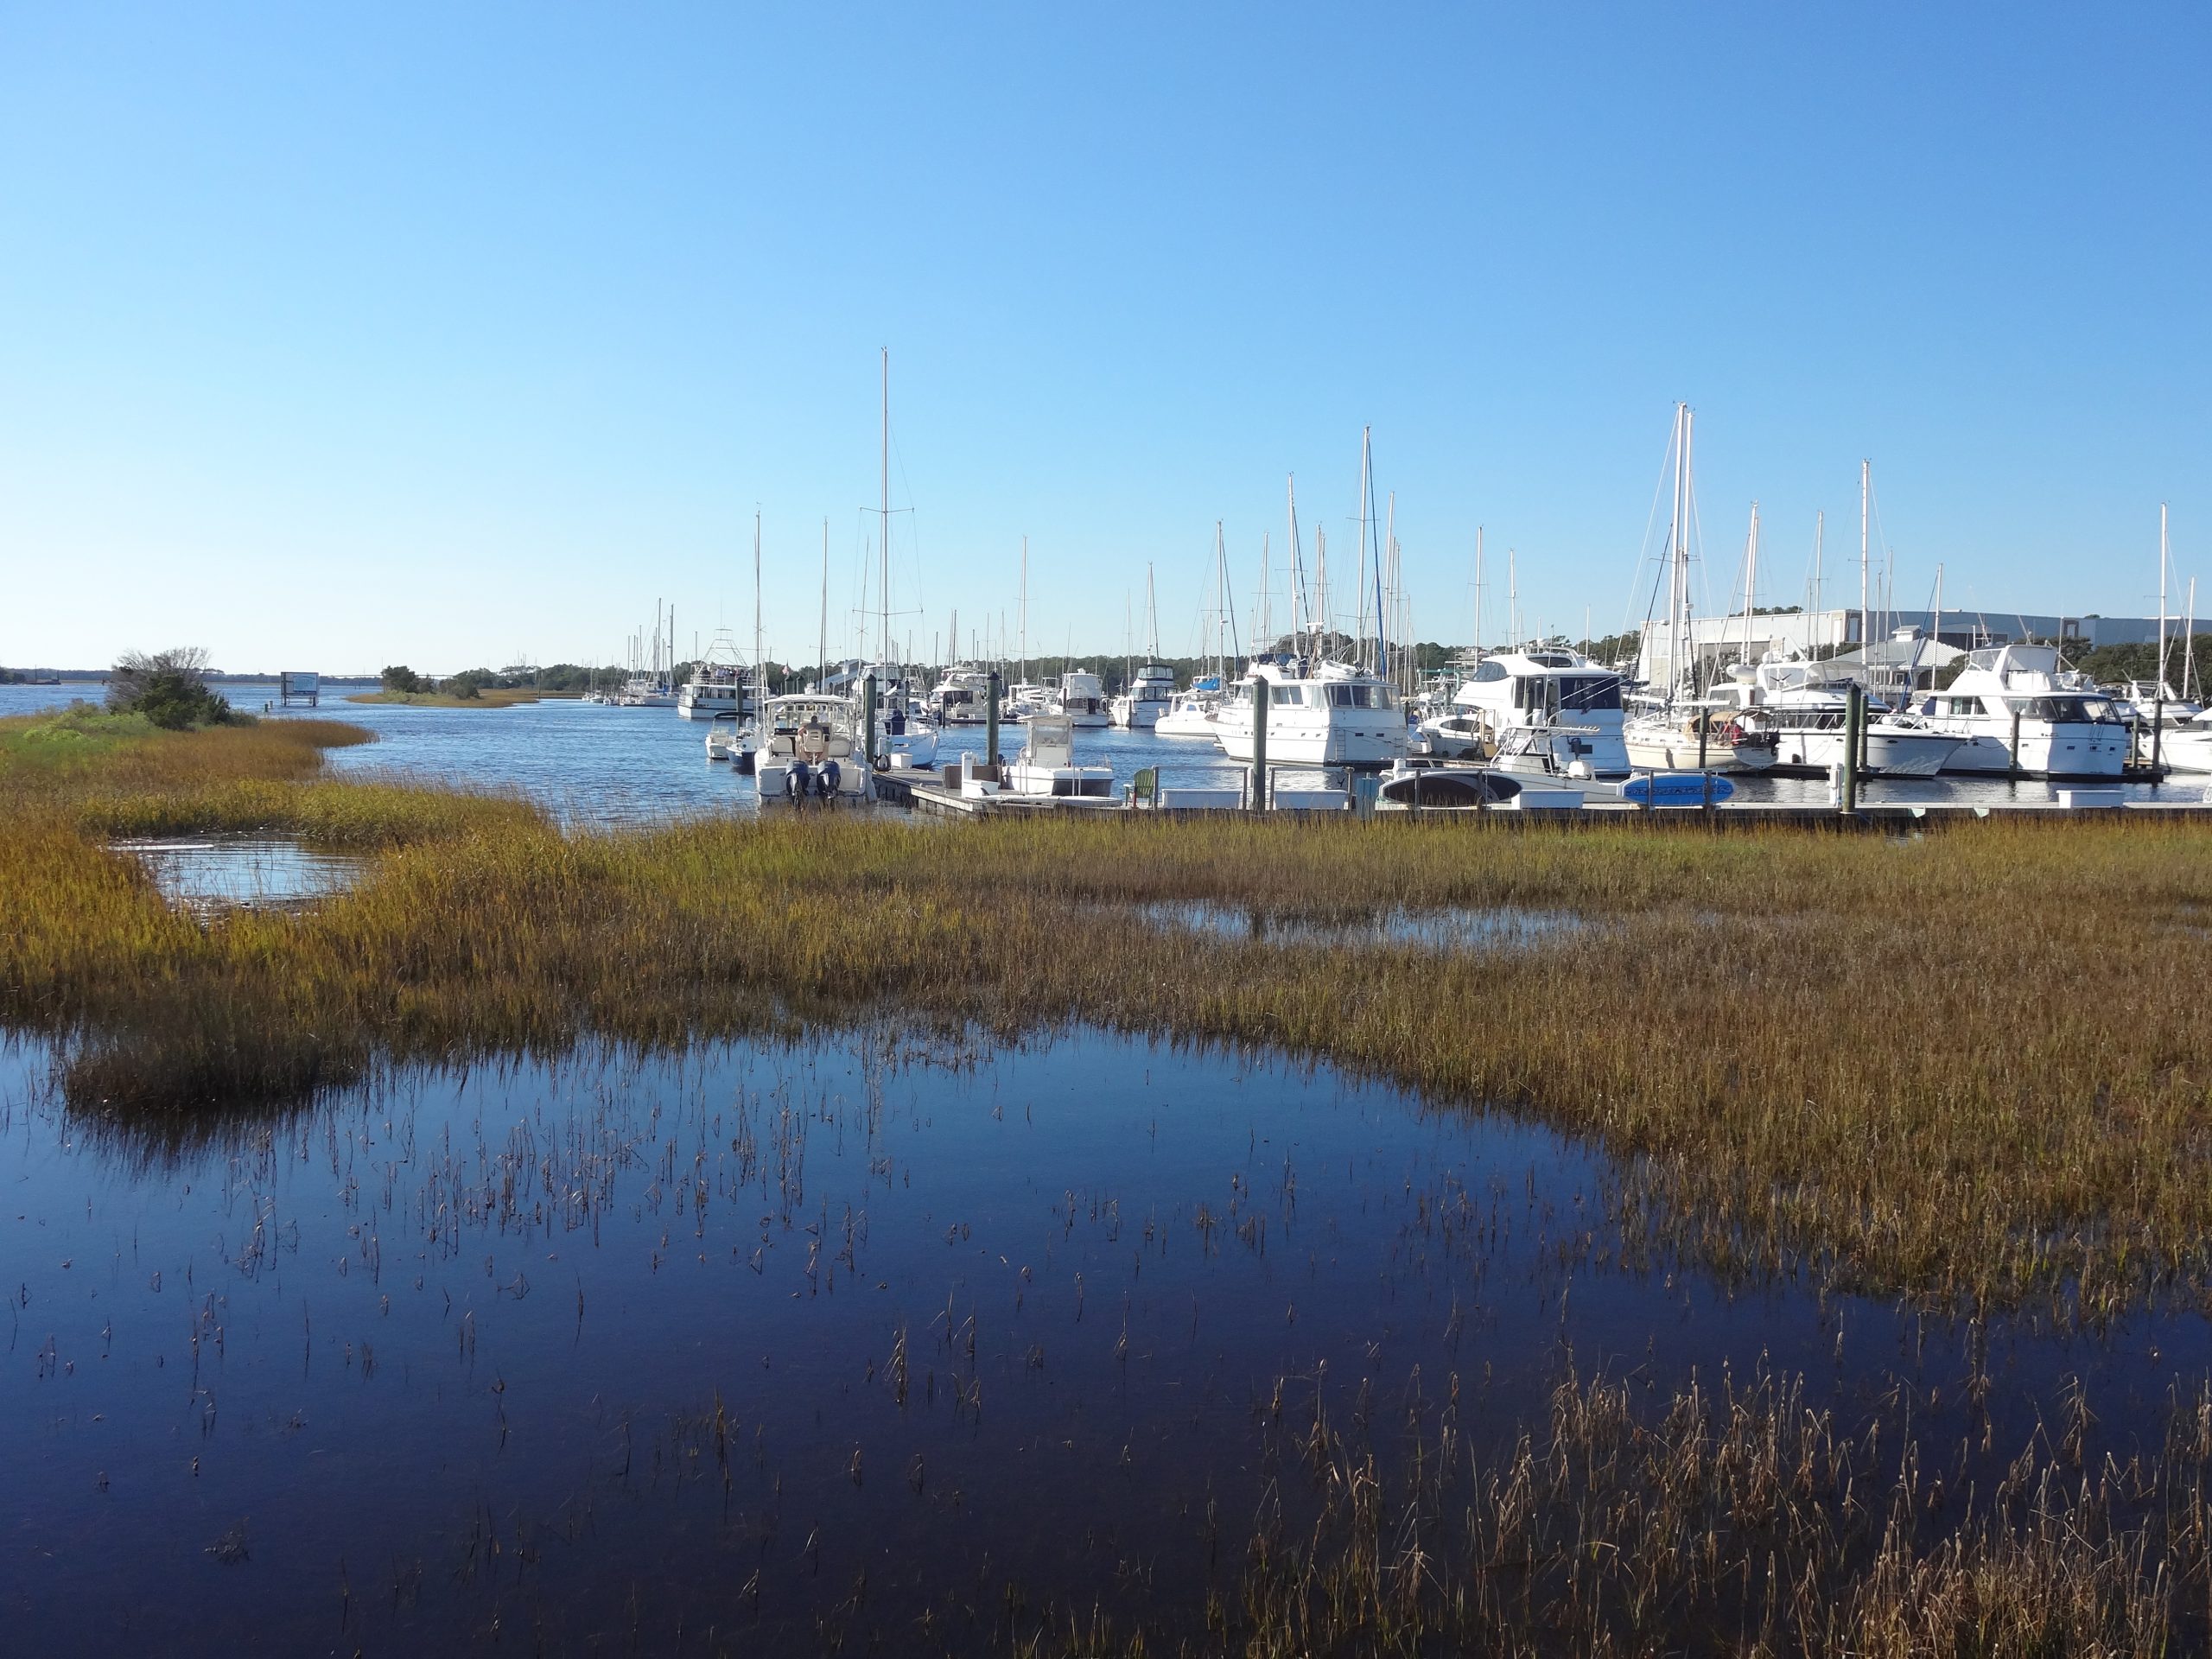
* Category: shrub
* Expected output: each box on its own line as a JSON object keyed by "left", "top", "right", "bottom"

{"left": 380, "top": 665, "right": 424, "bottom": 694}
{"left": 107, "top": 649, "right": 235, "bottom": 730}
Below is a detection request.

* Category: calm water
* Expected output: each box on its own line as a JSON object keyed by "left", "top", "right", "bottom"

{"left": 3, "top": 1026, "right": 2206, "bottom": 1652}
{"left": 8, "top": 680, "right": 2208, "bottom": 825}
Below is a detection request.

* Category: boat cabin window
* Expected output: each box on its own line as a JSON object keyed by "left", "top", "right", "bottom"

{"left": 1323, "top": 683, "right": 1389, "bottom": 709}
{"left": 1271, "top": 684, "right": 1305, "bottom": 706}
{"left": 1472, "top": 661, "right": 1509, "bottom": 683}
{"left": 2012, "top": 695, "right": 2120, "bottom": 724}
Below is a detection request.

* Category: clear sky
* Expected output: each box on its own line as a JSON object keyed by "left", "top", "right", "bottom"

{"left": 3, "top": 3, "right": 2207, "bottom": 673}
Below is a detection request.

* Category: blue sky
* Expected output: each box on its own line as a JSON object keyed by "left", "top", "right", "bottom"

{"left": 3, "top": 3, "right": 2207, "bottom": 672}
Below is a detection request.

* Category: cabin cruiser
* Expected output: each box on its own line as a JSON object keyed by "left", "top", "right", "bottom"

{"left": 1702, "top": 657, "right": 1962, "bottom": 778}
{"left": 1057, "top": 668, "right": 1111, "bottom": 728}
{"left": 1913, "top": 645, "right": 2129, "bottom": 778}
{"left": 754, "top": 696, "right": 872, "bottom": 801}
{"left": 1109, "top": 663, "right": 1178, "bottom": 729}
{"left": 1000, "top": 680, "right": 1058, "bottom": 723}
{"left": 1418, "top": 644, "right": 1630, "bottom": 777}
{"left": 929, "top": 664, "right": 996, "bottom": 726}
{"left": 676, "top": 636, "right": 752, "bottom": 721}
{"left": 1154, "top": 677, "right": 1224, "bottom": 738}
{"left": 1376, "top": 757, "right": 1585, "bottom": 811}
{"left": 615, "top": 676, "right": 677, "bottom": 709}
{"left": 1001, "top": 715, "right": 1116, "bottom": 798}
{"left": 1211, "top": 655, "right": 1408, "bottom": 767}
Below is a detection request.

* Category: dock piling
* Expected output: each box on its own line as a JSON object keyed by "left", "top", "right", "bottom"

{"left": 1250, "top": 675, "right": 1268, "bottom": 810}
{"left": 1841, "top": 683, "right": 1863, "bottom": 815}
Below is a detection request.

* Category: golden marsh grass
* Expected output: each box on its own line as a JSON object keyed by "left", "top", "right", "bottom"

{"left": 3, "top": 716, "right": 2209, "bottom": 1316}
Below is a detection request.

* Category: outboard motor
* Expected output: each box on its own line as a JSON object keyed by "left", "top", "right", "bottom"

{"left": 817, "top": 759, "right": 840, "bottom": 798}
{"left": 785, "top": 762, "right": 810, "bottom": 801}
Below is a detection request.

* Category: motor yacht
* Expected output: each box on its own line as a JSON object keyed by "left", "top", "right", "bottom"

{"left": 930, "top": 664, "right": 996, "bottom": 727}
{"left": 1211, "top": 655, "right": 1408, "bottom": 767}
{"left": 1702, "top": 657, "right": 1961, "bottom": 777}
{"left": 1912, "top": 645, "right": 2129, "bottom": 778}
{"left": 1154, "top": 678, "right": 1224, "bottom": 738}
{"left": 1418, "top": 644, "right": 1630, "bottom": 776}
{"left": 677, "top": 633, "right": 752, "bottom": 721}
{"left": 1109, "top": 662, "right": 1178, "bottom": 729}
{"left": 1057, "top": 668, "right": 1112, "bottom": 728}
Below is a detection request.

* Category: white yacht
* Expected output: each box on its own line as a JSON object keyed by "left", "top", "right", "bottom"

{"left": 1211, "top": 656, "right": 1408, "bottom": 767}
{"left": 1001, "top": 715, "right": 1116, "bottom": 799}
{"left": 1001, "top": 680, "right": 1058, "bottom": 723}
{"left": 615, "top": 676, "right": 677, "bottom": 709}
{"left": 930, "top": 664, "right": 996, "bottom": 726}
{"left": 754, "top": 696, "right": 873, "bottom": 802}
{"left": 677, "top": 633, "right": 752, "bottom": 721}
{"left": 1913, "top": 644, "right": 2129, "bottom": 778}
{"left": 1155, "top": 677, "right": 1225, "bottom": 738}
{"left": 1057, "top": 668, "right": 1111, "bottom": 728}
{"left": 1704, "top": 658, "right": 1961, "bottom": 778}
{"left": 1418, "top": 644, "right": 1630, "bottom": 777}
{"left": 1109, "top": 663, "right": 1177, "bottom": 729}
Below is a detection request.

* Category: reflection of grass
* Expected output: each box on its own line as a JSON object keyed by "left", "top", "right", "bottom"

{"left": 346, "top": 687, "right": 568, "bottom": 707}
{"left": 4, "top": 722, "right": 2211, "bottom": 1315}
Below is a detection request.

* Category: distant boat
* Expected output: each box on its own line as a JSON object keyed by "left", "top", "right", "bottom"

{"left": 677, "top": 630, "right": 751, "bottom": 721}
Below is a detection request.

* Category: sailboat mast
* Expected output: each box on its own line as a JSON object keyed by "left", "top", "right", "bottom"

{"left": 1474, "top": 526, "right": 1484, "bottom": 658}
{"left": 1019, "top": 537, "right": 1029, "bottom": 686}
{"left": 817, "top": 519, "right": 830, "bottom": 694}
{"left": 1665, "top": 405, "right": 1688, "bottom": 700}
{"left": 2158, "top": 502, "right": 2170, "bottom": 695}
{"left": 879, "top": 350, "right": 892, "bottom": 666}
{"left": 1859, "top": 460, "right": 1871, "bottom": 671}
{"left": 752, "top": 512, "right": 763, "bottom": 701}
{"left": 1286, "top": 476, "right": 1306, "bottom": 659}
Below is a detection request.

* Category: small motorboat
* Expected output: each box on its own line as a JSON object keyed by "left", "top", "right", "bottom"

{"left": 1375, "top": 759, "right": 1585, "bottom": 811}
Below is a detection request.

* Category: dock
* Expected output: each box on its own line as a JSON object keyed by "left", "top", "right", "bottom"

{"left": 869, "top": 764, "right": 2212, "bottom": 826}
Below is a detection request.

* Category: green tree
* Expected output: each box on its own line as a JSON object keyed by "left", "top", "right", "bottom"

{"left": 107, "top": 647, "right": 236, "bottom": 729}
{"left": 380, "top": 664, "right": 424, "bottom": 693}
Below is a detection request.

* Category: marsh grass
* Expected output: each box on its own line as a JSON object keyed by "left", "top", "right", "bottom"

{"left": 5, "top": 724, "right": 2211, "bottom": 1319}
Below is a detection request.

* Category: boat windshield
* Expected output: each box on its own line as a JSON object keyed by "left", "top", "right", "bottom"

{"left": 2011, "top": 696, "right": 2123, "bottom": 725}
{"left": 1516, "top": 675, "right": 1621, "bottom": 715}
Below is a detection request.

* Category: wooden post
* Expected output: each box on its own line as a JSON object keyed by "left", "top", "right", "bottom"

{"left": 2008, "top": 709, "right": 2022, "bottom": 781}
{"left": 987, "top": 671, "right": 1001, "bottom": 771}
{"left": 1251, "top": 675, "right": 1269, "bottom": 810}
{"left": 1841, "top": 683, "right": 1863, "bottom": 815}
{"left": 2152, "top": 696, "right": 2164, "bottom": 778}
{"left": 861, "top": 674, "right": 878, "bottom": 768}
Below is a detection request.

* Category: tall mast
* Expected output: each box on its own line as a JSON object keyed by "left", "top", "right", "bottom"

{"left": 1256, "top": 530, "right": 1270, "bottom": 652}
{"left": 817, "top": 518, "right": 830, "bottom": 693}
{"left": 1379, "top": 486, "right": 1394, "bottom": 683}
{"left": 2159, "top": 502, "right": 2171, "bottom": 695}
{"left": 1665, "top": 404, "right": 1688, "bottom": 700}
{"left": 1474, "top": 525, "right": 1484, "bottom": 657}
{"left": 1812, "top": 510, "right": 1824, "bottom": 621}
{"left": 1145, "top": 562, "right": 1159, "bottom": 660}
{"left": 1859, "top": 459, "right": 1871, "bottom": 671}
{"left": 752, "top": 512, "right": 763, "bottom": 699}
{"left": 1739, "top": 501, "right": 1759, "bottom": 671}
{"left": 880, "top": 349, "right": 891, "bottom": 665}
{"left": 1286, "top": 476, "right": 1307, "bottom": 658}
{"left": 1019, "top": 537, "right": 1029, "bottom": 685}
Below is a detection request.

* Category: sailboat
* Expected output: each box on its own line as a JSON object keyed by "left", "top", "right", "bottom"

{"left": 1619, "top": 406, "right": 1778, "bottom": 773}
{"left": 1157, "top": 523, "right": 1239, "bottom": 738}
{"left": 858, "top": 350, "right": 939, "bottom": 768}
{"left": 1109, "top": 564, "right": 1177, "bottom": 728}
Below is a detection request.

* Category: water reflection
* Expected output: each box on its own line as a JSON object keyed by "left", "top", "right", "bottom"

{"left": 3, "top": 1024, "right": 2206, "bottom": 1653}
